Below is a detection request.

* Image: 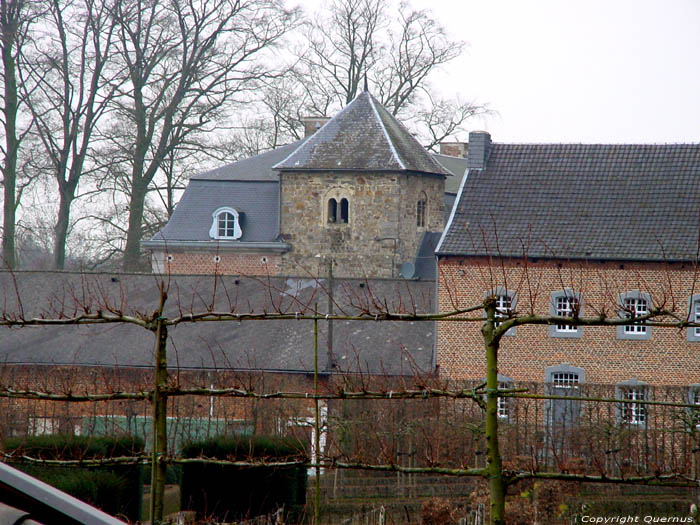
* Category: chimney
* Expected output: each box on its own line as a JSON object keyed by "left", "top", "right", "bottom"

{"left": 439, "top": 142, "right": 468, "bottom": 158}
{"left": 467, "top": 131, "right": 491, "bottom": 170}
{"left": 301, "top": 116, "right": 331, "bottom": 138}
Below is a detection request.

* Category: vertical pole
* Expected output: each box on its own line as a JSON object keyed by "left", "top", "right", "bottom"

{"left": 314, "top": 311, "right": 321, "bottom": 524}
{"left": 327, "top": 258, "right": 334, "bottom": 371}
{"left": 482, "top": 297, "right": 506, "bottom": 525}
{"left": 150, "top": 314, "right": 169, "bottom": 524}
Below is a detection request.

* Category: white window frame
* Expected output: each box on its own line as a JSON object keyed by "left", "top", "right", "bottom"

{"left": 209, "top": 207, "right": 242, "bottom": 240}
{"left": 623, "top": 297, "right": 648, "bottom": 334}
{"left": 486, "top": 287, "right": 517, "bottom": 336}
{"left": 687, "top": 295, "right": 700, "bottom": 341}
{"left": 549, "top": 290, "right": 583, "bottom": 338}
{"left": 545, "top": 364, "right": 585, "bottom": 427}
{"left": 482, "top": 373, "right": 514, "bottom": 420}
{"left": 616, "top": 379, "right": 648, "bottom": 426}
{"left": 617, "top": 291, "right": 652, "bottom": 340}
{"left": 497, "top": 376, "right": 514, "bottom": 420}
{"left": 688, "top": 384, "right": 700, "bottom": 428}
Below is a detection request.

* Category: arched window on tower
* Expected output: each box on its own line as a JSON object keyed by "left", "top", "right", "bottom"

{"left": 328, "top": 198, "right": 338, "bottom": 223}
{"left": 340, "top": 198, "right": 349, "bottom": 223}
{"left": 416, "top": 193, "right": 427, "bottom": 228}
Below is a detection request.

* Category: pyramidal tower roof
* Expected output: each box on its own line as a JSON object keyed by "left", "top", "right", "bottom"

{"left": 273, "top": 91, "right": 451, "bottom": 176}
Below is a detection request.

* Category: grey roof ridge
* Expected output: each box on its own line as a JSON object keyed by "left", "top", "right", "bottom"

{"left": 432, "top": 251, "right": 699, "bottom": 264}
{"left": 436, "top": 167, "right": 470, "bottom": 254}
{"left": 142, "top": 239, "right": 290, "bottom": 252}
{"left": 483, "top": 141, "right": 699, "bottom": 146}
{"left": 367, "top": 92, "right": 406, "bottom": 170}
{"left": 0, "top": 462, "right": 127, "bottom": 524}
{"left": 271, "top": 98, "right": 358, "bottom": 170}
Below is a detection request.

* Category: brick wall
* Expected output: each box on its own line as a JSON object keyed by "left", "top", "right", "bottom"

{"left": 152, "top": 250, "right": 282, "bottom": 275}
{"left": 437, "top": 256, "right": 700, "bottom": 386}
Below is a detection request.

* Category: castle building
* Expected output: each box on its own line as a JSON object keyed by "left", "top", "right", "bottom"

{"left": 144, "top": 91, "right": 461, "bottom": 278}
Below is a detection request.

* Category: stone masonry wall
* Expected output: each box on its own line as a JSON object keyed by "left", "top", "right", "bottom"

{"left": 437, "top": 257, "right": 700, "bottom": 386}
{"left": 151, "top": 250, "right": 282, "bottom": 275}
{"left": 279, "top": 171, "right": 444, "bottom": 278}
{"left": 397, "top": 173, "right": 445, "bottom": 269}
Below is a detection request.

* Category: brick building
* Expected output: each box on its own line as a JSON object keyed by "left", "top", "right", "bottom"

{"left": 144, "top": 91, "right": 464, "bottom": 279}
{"left": 435, "top": 133, "right": 700, "bottom": 402}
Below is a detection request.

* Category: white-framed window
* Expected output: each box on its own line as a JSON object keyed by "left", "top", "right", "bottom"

{"left": 618, "top": 291, "right": 652, "bottom": 340}
{"left": 688, "top": 385, "right": 700, "bottom": 428}
{"left": 617, "top": 379, "right": 648, "bottom": 425}
{"left": 486, "top": 287, "right": 516, "bottom": 336}
{"left": 555, "top": 296, "right": 578, "bottom": 332}
{"left": 687, "top": 295, "right": 700, "bottom": 341}
{"left": 623, "top": 297, "right": 648, "bottom": 334}
{"left": 549, "top": 290, "right": 583, "bottom": 338}
{"left": 209, "top": 207, "right": 242, "bottom": 240}
{"left": 546, "top": 364, "right": 584, "bottom": 427}
{"left": 551, "top": 371, "right": 580, "bottom": 387}
{"left": 482, "top": 374, "right": 514, "bottom": 420}
{"left": 495, "top": 294, "right": 512, "bottom": 325}
{"left": 497, "top": 380, "right": 513, "bottom": 419}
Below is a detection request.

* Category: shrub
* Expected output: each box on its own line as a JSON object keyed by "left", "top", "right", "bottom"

{"left": 180, "top": 435, "right": 307, "bottom": 522}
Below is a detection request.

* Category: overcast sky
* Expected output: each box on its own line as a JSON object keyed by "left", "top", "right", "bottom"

{"left": 301, "top": 0, "right": 700, "bottom": 144}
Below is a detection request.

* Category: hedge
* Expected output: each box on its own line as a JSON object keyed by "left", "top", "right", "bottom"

{"left": 180, "top": 435, "right": 307, "bottom": 522}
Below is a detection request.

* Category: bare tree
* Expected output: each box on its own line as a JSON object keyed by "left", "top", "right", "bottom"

{"left": 22, "top": 0, "right": 120, "bottom": 269}
{"left": 104, "top": 0, "right": 297, "bottom": 271}
{"left": 289, "top": 0, "right": 488, "bottom": 145}
{"left": 0, "top": 0, "right": 39, "bottom": 268}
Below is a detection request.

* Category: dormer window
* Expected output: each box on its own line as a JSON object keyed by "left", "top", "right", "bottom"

{"left": 209, "top": 207, "right": 242, "bottom": 240}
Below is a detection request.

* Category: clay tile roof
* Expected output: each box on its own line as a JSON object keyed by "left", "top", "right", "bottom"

{"left": 274, "top": 91, "right": 451, "bottom": 176}
{"left": 437, "top": 143, "right": 700, "bottom": 262}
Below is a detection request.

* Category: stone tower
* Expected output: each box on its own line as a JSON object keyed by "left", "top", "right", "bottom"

{"left": 274, "top": 91, "right": 450, "bottom": 278}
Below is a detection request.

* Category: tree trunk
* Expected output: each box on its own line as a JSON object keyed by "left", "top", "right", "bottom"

{"left": 1, "top": 20, "right": 19, "bottom": 270}
{"left": 483, "top": 298, "right": 506, "bottom": 524}
{"left": 53, "top": 186, "right": 74, "bottom": 270}
{"left": 123, "top": 178, "right": 148, "bottom": 272}
{"left": 150, "top": 308, "right": 169, "bottom": 524}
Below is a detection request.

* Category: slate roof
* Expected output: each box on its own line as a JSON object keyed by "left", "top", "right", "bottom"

{"left": 147, "top": 180, "right": 280, "bottom": 243}
{"left": 0, "top": 272, "right": 435, "bottom": 375}
{"left": 274, "top": 91, "right": 451, "bottom": 176}
{"left": 433, "top": 153, "right": 467, "bottom": 193}
{"left": 437, "top": 143, "right": 700, "bottom": 261}
{"left": 193, "top": 140, "right": 306, "bottom": 181}
{"left": 413, "top": 232, "right": 441, "bottom": 280}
